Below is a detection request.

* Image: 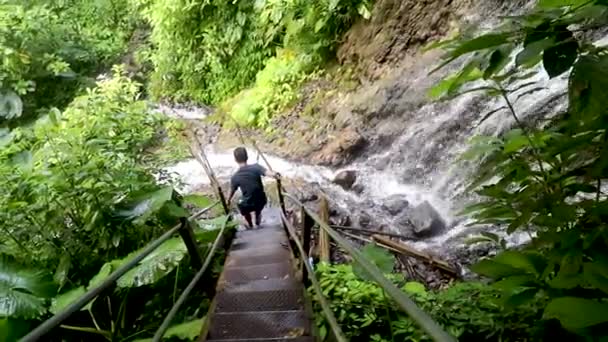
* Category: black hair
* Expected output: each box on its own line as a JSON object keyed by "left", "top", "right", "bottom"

{"left": 233, "top": 147, "right": 248, "bottom": 163}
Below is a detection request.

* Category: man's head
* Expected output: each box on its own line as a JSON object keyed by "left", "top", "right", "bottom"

{"left": 233, "top": 147, "right": 248, "bottom": 165}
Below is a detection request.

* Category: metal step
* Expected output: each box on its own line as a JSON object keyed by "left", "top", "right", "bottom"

{"left": 236, "top": 226, "right": 284, "bottom": 238}
{"left": 208, "top": 311, "right": 310, "bottom": 340}
{"left": 216, "top": 278, "right": 304, "bottom": 312}
{"left": 228, "top": 244, "right": 291, "bottom": 259}
{"left": 225, "top": 252, "right": 292, "bottom": 267}
{"left": 222, "top": 262, "right": 293, "bottom": 284}
{"left": 231, "top": 238, "right": 284, "bottom": 251}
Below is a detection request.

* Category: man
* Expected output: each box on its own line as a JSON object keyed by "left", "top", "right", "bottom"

{"left": 227, "top": 147, "right": 280, "bottom": 229}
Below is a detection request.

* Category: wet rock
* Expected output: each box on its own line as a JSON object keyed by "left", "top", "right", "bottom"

{"left": 358, "top": 213, "right": 372, "bottom": 228}
{"left": 381, "top": 195, "right": 409, "bottom": 215}
{"left": 311, "top": 127, "right": 366, "bottom": 166}
{"left": 333, "top": 170, "right": 358, "bottom": 190}
{"left": 351, "top": 183, "right": 365, "bottom": 194}
{"left": 409, "top": 201, "right": 446, "bottom": 237}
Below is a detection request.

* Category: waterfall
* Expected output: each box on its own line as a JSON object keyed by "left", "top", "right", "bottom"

{"left": 160, "top": 3, "right": 608, "bottom": 258}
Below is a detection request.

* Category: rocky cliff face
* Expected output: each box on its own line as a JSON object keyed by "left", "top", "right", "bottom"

{"left": 214, "top": 0, "right": 529, "bottom": 168}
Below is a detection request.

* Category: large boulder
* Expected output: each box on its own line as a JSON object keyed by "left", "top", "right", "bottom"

{"left": 409, "top": 201, "right": 446, "bottom": 237}
{"left": 310, "top": 127, "right": 366, "bottom": 166}
{"left": 333, "top": 170, "right": 358, "bottom": 190}
{"left": 381, "top": 195, "right": 410, "bottom": 216}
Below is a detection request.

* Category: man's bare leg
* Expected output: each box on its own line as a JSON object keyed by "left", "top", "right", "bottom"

{"left": 254, "top": 210, "right": 262, "bottom": 228}
{"left": 242, "top": 212, "right": 254, "bottom": 229}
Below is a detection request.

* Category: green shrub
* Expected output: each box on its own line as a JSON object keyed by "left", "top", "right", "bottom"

{"left": 0, "top": 1, "right": 139, "bottom": 122}
{"left": 313, "top": 263, "right": 544, "bottom": 341}
{"left": 144, "top": 0, "right": 372, "bottom": 110}
{"left": 428, "top": 0, "right": 608, "bottom": 339}
{"left": 227, "top": 50, "right": 315, "bottom": 126}
{"left": 0, "top": 67, "right": 170, "bottom": 282}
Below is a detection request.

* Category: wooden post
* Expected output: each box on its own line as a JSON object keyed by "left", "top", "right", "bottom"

{"left": 276, "top": 178, "right": 287, "bottom": 227}
{"left": 217, "top": 185, "right": 230, "bottom": 215}
{"left": 301, "top": 206, "right": 314, "bottom": 283}
{"left": 318, "top": 196, "right": 330, "bottom": 262}
{"left": 178, "top": 218, "right": 203, "bottom": 270}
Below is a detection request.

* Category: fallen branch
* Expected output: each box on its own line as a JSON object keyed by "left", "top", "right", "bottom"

{"left": 371, "top": 235, "right": 459, "bottom": 277}
{"left": 332, "top": 225, "right": 415, "bottom": 240}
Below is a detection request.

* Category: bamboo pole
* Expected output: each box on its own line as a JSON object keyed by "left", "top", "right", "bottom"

{"left": 331, "top": 225, "right": 416, "bottom": 240}
{"left": 318, "top": 195, "right": 331, "bottom": 262}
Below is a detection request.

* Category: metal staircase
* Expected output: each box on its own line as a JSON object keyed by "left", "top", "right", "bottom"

{"left": 202, "top": 208, "right": 314, "bottom": 342}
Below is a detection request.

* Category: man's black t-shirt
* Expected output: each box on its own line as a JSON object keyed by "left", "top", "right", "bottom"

{"left": 230, "top": 164, "right": 267, "bottom": 210}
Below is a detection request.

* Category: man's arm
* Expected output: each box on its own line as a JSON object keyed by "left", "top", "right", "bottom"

{"left": 258, "top": 164, "right": 280, "bottom": 179}
{"left": 227, "top": 178, "right": 238, "bottom": 206}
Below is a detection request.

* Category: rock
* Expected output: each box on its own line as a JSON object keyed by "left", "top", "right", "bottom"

{"left": 409, "top": 201, "right": 446, "bottom": 237}
{"left": 351, "top": 183, "right": 365, "bottom": 194}
{"left": 358, "top": 213, "right": 372, "bottom": 228}
{"left": 381, "top": 195, "right": 409, "bottom": 215}
{"left": 310, "top": 127, "right": 366, "bottom": 166}
{"left": 332, "top": 170, "right": 358, "bottom": 190}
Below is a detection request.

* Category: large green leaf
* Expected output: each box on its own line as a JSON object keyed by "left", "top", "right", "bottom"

{"left": 538, "top": 0, "right": 589, "bottom": 8}
{"left": 431, "top": 33, "right": 511, "bottom": 73}
{"left": 403, "top": 282, "right": 427, "bottom": 296}
{"left": 116, "top": 237, "right": 187, "bottom": 288}
{"left": 471, "top": 259, "right": 522, "bottom": 279}
{"left": 133, "top": 317, "right": 205, "bottom": 342}
{"left": 0, "top": 128, "right": 13, "bottom": 147}
{"left": 116, "top": 187, "right": 174, "bottom": 224}
{"left": 353, "top": 244, "right": 395, "bottom": 281}
{"left": 53, "top": 253, "right": 71, "bottom": 289}
{"left": 0, "top": 318, "right": 30, "bottom": 342}
{"left": 543, "top": 40, "right": 578, "bottom": 78}
{"left": 516, "top": 38, "right": 555, "bottom": 67}
{"left": 0, "top": 256, "right": 57, "bottom": 319}
{"left": 50, "top": 286, "right": 85, "bottom": 314}
{"left": 0, "top": 90, "right": 23, "bottom": 119}
{"left": 569, "top": 54, "right": 608, "bottom": 118}
{"left": 543, "top": 297, "right": 608, "bottom": 330}
{"left": 493, "top": 251, "right": 547, "bottom": 276}
{"left": 183, "top": 194, "right": 214, "bottom": 208}
{"left": 197, "top": 215, "right": 236, "bottom": 231}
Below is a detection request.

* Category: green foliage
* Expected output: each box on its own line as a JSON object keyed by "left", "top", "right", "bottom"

{"left": 313, "top": 263, "right": 541, "bottom": 341}
{"left": 0, "top": 0, "right": 139, "bottom": 122}
{"left": 144, "top": 0, "right": 371, "bottom": 123}
{"left": 430, "top": 0, "right": 608, "bottom": 339}
{"left": 134, "top": 318, "right": 205, "bottom": 342}
{"left": 117, "top": 237, "right": 187, "bottom": 288}
{"left": 0, "top": 67, "right": 172, "bottom": 281}
{"left": 352, "top": 244, "right": 395, "bottom": 281}
{"left": 227, "top": 50, "right": 314, "bottom": 126}
{"left": 50, "top": 286, "right": 86, "bottom": 315}
{"left": 0, "top": 255, "right": 57, "bottom": 319}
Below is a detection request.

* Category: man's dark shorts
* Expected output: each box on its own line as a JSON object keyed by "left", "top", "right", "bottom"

{"left": 237, "top": 192, "right": 267, "bottom": 215}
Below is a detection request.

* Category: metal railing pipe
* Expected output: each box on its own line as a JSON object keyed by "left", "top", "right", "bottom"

{"left": 21, "top": 201, "right": 220, "bottom": 342}
{"left": 153, "top": 216, "right": 229, "bottom": 341}
{"left": 283, "top": 193, "right": 456, "bottom": 342}
{"left": 279, "top": 211, "right": 347, "bottom": 342}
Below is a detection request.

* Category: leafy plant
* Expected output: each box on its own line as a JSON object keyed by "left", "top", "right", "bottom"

{"left": 0, "top": 67, "right": 175, "bottom": 282}
{"left": 0, "top": 0, "right": 139, "bottom": 123}
{"left": 313, "top": 263, "right": 541, "bottom": 341}
{"left": 0, "top": 255, "right": 57, "bottom": 319}
{"left": 429, "top": 0, "right": 608, "bottom": 338}
{"left": 134, "top": 318, "right": 205, "bottom": 342}
{"left": 143, "top": 0, "right": 372, "bottom": 123}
